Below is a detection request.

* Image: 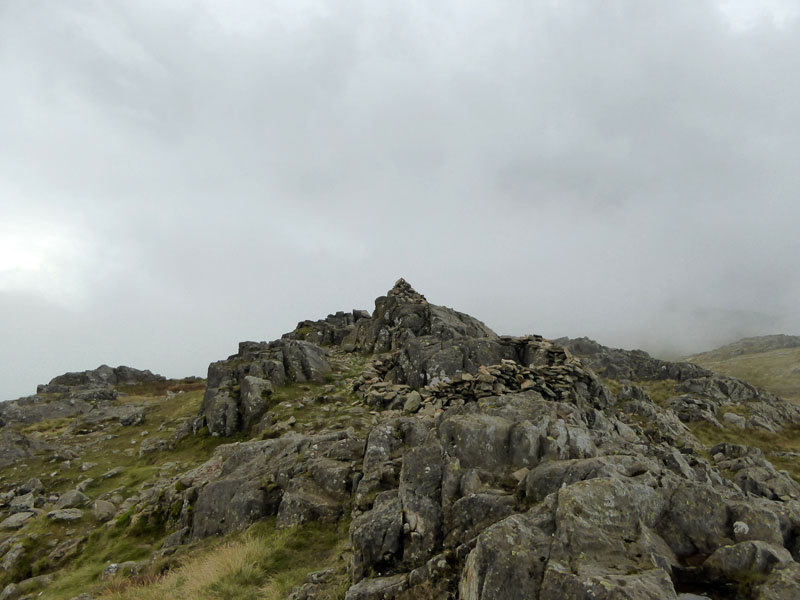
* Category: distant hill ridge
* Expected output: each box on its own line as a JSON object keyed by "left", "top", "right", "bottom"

{"left": 687, "top": 334, "right": 800, "bottom": 362}
{"left": 685, "top": 334, "right": 800, "bottom": 403}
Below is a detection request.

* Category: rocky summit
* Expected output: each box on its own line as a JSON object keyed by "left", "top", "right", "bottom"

{"left": 0, "top": 280, "right": 799, "bottom": 599}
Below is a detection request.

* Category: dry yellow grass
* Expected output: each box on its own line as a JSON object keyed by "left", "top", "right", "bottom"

{"left": 101, "top": 520, "right": 348, "bottom": 600}
{"left": 104, "top": 536, "right": 269, "bottom": 600}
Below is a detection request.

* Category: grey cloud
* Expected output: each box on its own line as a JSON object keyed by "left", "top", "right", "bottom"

{"left": 1, "top": 0, "right": 800, "bottom": 399}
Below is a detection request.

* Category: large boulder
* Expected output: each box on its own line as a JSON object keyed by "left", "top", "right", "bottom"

{"left": 176, "top": 431, "right": 363, "bottom": 540}
{"left": 201, "top": 339, "right": 331, "bottom": 436}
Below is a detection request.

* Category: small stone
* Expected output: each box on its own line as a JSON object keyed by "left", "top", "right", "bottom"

{"left": 93, "top": 500, "right": 117, "bottom": 523}
{"left": 56, "top": 490, "right": 89, "bottom": 509}
{"left": 723, "top": 412, "right": 747, "bottom": 429}
{"left": 18, "top": 478, "right": 43, "bottom": 495}
{"left": 511, "top": 468, "right": 530, "bottom": 483}
{"left": 47, "top": 509, "right": 84, "bottom": 522}
{"left": 404, "top": 391, "right": 422, "bottom": 413}
{"left": 9, "top": 493, "right": 34, "bottom": 514}
{"left": 0, "top": 512, "right": 34, "bottom": 530}
{"left": 101, "top": 467, "right": 124, "bottom": 480}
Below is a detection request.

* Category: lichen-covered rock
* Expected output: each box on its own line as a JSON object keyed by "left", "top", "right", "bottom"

{"left": 47, "top": 508, "right": 84, "bottom": 522}
{"left": 459, "top": 508, "right": 554, "bottom": 600}
{"left": 350, "top": 491, "right": 403, "bottom": 582}
{"left": 556, "top": 336, "right": 709, "bottom": 382}
{"left": 9, "top": 493, "right": 35, "bottom": 514}
{"left": 0, "top": 430, "right": 40, "bottom": 469}
{"left": 276, "top": 478, "right": 342, "bottom": 529}
{"left": 753, "top": 561, "right": 800, "bottom": 599}
{"left": 0, "top": 544, "right": 26, "bottom": 573}
{"left": 92, "top": 500, "right": 117, "bottom": 523}
{"left": 81, "top": 283, "right": 800, "bottom": 600}
{"left": 703, "top": 540, "right": 793, "bottom": 580}
{"left": 539, "top": 567, "right": 678, "bottom": 600}
{"left": 191, "top": 478, "right": 274, "bottom": 538}
{"left": 399, "top": 440, "right": 444, "bottom": 566}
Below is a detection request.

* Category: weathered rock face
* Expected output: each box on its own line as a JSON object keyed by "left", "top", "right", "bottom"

{"left": 0, "top": 364, "right": 162, "bottom": 435}
{"left": 37, "top": 364, "right": 164, "bottom": 393}
{"left": 345, "top": 388, "right": 800, "bottom": 599}
{"left": 557, "top": 336, "right": 710, "bottom": 381}
{"left": 201, "top": 339, "right": 331, "bottom": 436}
{"left": 284, "top": 310, "right": 372, "bottom": 347}
{"left": 134, "top": 430, "right": 365, "bottom": 541}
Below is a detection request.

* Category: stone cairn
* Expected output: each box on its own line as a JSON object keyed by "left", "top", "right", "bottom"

{"left": 387, "top": 278, "right": 428, "bottom": 304}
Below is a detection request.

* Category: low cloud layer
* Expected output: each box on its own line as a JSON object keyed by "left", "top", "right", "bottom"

{"left": 2, "top": 1, "right": 799, "bottom": 399}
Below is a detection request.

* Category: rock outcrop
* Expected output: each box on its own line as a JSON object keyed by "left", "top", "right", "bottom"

{"left": 200, "top": 339, "right": 332, "bottom": 436}
{"left": 556, "top": 336, "right": 711, "bottom": 381}
{"left": 37, "top": 364, "right": 164, "bottom": 394}
{"left": 284, "top": 310, "right": 372, "bottom": 347}
{"left": 0, "top": 365, "right": 164, "bottom": 431}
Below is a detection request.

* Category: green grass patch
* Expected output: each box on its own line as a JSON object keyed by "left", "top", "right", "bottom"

{"left": 20, "top": 417, "right": 74, "bottom": 436}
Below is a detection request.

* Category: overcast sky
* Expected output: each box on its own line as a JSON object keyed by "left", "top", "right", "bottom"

{"left": 1, "top": 0, "right": 799, "bottom": 400}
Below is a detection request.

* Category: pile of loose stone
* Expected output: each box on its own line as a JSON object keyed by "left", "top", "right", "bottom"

{"left": 352, "top": 337, "right": 612, "bottom": 414}
{"left": 424, "top": 357, "right": 607, "bottom": 407}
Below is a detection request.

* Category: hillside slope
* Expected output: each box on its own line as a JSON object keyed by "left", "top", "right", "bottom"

{"left": 0, "top": 281, "right": 799, "bottom": 599}
{"left": 686, "top": 335, "right": 800, "bottom": 402}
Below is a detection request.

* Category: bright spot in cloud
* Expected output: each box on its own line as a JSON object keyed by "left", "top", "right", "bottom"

{"left": 717, "top": 0, "right": 800, "bottom": 31}
{"left": 0, "top": 235, "right": 47, "bottom": 272}
{"left": 0, "top": 223, "right": 90, "bottom": 304}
